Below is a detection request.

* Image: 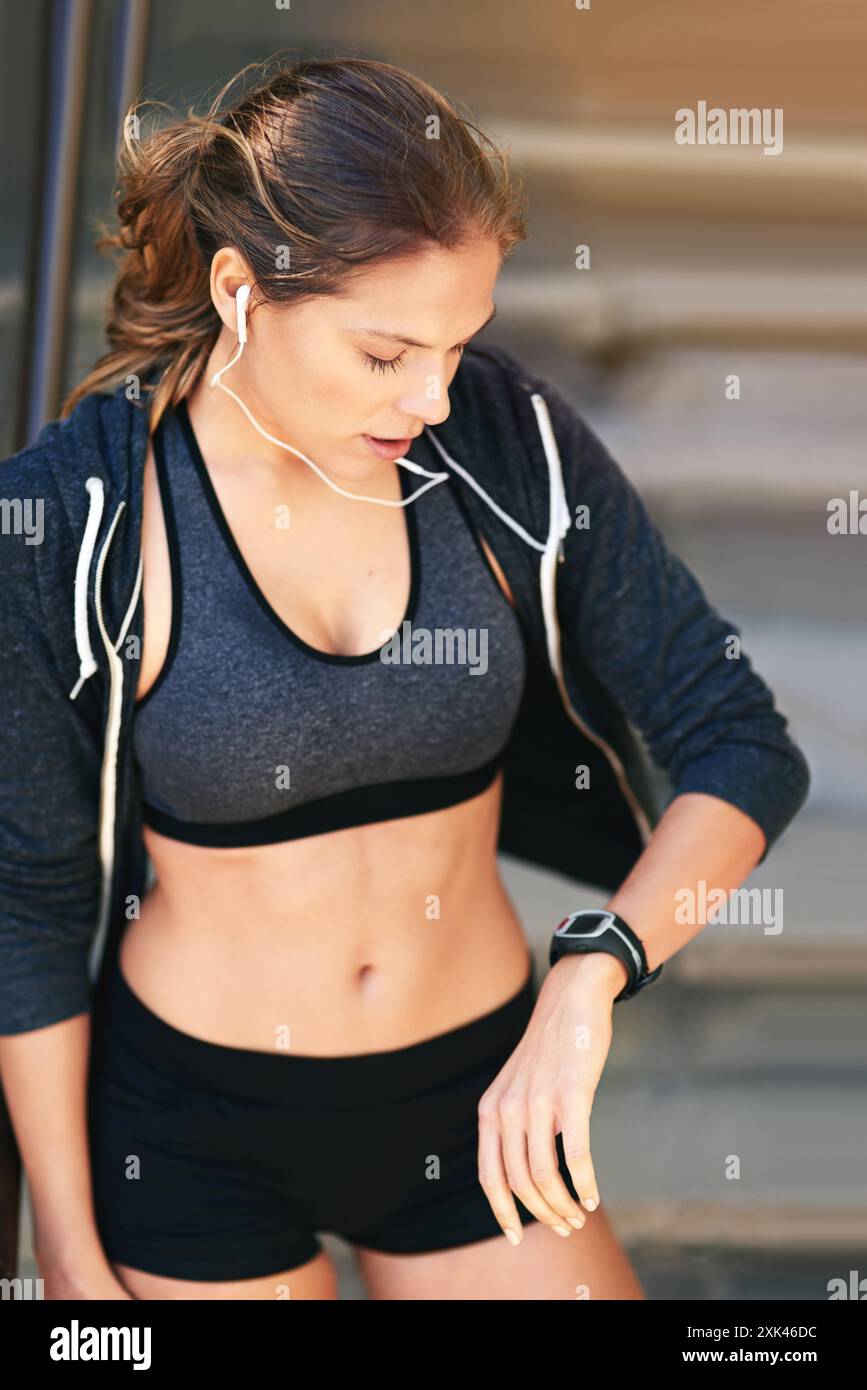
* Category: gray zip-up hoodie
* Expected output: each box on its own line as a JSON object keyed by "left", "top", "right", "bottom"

{"left": 0, "top": 344, "right": 810, "bottom": 1035}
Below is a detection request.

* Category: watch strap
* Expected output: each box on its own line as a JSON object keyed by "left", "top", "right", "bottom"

{"left": 550, "top": 909, "right": 663, "bottom": 1002}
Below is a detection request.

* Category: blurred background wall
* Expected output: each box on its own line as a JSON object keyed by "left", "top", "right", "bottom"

{"left": 3, "top": 0, "right": 865, "bottom": 1299}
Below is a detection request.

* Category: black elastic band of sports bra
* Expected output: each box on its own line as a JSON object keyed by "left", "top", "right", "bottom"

{"left": 140, "top": 753, "right": 503, "bottom": 847}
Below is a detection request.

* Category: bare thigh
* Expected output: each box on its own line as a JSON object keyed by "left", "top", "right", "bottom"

{"left": 111, "top": 1249, "right": 339, "bottom": 1301}
{"left": 354, "top": 1203, "right": 647, "bottom": 1301}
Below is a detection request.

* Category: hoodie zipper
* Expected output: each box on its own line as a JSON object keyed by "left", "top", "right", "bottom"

{"left": 72, "top": 486, "right": 143, "bottom": 976}
{"left": 529, "top": 393, "right": 654, "bottom": 847}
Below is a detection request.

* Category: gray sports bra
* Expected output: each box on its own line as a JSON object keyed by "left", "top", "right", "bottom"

{"left": 132, "top": 399, "right": 528, "bottom": 845}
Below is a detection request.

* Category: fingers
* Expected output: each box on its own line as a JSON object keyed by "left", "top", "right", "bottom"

{"left": 477, "top": 1108, "right": 525, "bottom": 1244}
{"left": 478, "top": 1094, "right": 590, "bottom": 1243}
{"left": 511, "top": 1099, "right": 587, "bottom": 1230}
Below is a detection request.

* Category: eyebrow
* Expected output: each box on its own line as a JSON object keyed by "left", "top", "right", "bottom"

{"left": 349, "top": 304, "right": 497, "bottom": 350}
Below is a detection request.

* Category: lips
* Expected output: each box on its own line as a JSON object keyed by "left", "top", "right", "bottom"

{"left": 362, "top": 434, "right": 416, "bottom": 460}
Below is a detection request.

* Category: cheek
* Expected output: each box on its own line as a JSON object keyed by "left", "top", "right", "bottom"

{"left": 340, "top": 371, "right": 400, "bottom": 428}
{"left": 300, "top": 363, "right": 371, "bottom": 428}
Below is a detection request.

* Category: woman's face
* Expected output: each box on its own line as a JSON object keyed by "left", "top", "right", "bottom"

{"left": 209, "top": 238, "right": 502, "bottom": 478}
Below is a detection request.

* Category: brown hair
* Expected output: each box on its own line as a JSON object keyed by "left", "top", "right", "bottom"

{"left": 61, "top": 52, "right": 528, "bottom": 435}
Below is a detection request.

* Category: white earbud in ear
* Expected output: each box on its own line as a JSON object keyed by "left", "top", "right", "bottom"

{"left": 235, "top": 283, "right": 251, "bottom": 343}
{"left": 209, "top": 283, "right": 251, "bottom": 389}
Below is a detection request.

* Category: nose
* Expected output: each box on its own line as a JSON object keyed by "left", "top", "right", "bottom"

{"left": 397, "top": 376, "right": 452, "bottom": 429}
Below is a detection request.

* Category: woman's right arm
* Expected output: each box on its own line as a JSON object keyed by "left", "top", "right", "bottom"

{"left": 0, "top": 440, "right": 132, "bottom": 1296}
{"left": 0, "top": 1020, "right": 133, "bottom": 1297}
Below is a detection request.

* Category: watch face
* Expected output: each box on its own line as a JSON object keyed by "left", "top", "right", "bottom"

{"left": 558, "top": 910, "right": 614, "bottom": 937}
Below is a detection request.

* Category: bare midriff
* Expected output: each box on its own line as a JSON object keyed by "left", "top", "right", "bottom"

{"left": 120, "top": 772, "right": 531, "bottom": 1056}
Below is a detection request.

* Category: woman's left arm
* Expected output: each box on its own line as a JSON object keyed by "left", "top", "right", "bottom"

{"left": 477, "top": 792, "right": 766, "bottom": 1246}
{"left": 477, "top": 362, "right": 810, "bottom": 1246}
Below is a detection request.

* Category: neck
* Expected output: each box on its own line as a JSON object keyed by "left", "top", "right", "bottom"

{"left": 193, "top": 336, "right": 298, "bottom": 473}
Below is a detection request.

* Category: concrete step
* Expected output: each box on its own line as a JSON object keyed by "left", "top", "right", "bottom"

{"left": 585, "top": 1073, "right": 866, "bottom": 1211}
{"left": 492, "top": 118, "right": 867, "bottom": 225}
{"left": 494, "top": 270, "right": 867, "bottom": 353}
{"left": 661, "top": 516, "right": 867, "bottom": 628}
{"left": 614, "top": 1204, "right": 867, "bottom": 1253}
{"left": 601, "top": 982, "right": 866, "bottom": 1074}
{"left": 485, "top": 334, "right": 866, "bottom": 508}
{"left": 624, "top": 1240, "right": 865, "bottom": 1301}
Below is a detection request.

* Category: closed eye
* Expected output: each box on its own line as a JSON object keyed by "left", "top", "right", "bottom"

{"left": 363, "top": 344, "right": 466, "bottom": 375}
{"left": 363, "top": 352, "right": 406, "bottom": 375}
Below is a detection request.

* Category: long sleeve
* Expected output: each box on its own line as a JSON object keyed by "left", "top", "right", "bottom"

{"left": 530, "top": 374, "right": 811, "bottom": 862}
{"left": 0, "top": 446, "right": 104, "bottom": 1035}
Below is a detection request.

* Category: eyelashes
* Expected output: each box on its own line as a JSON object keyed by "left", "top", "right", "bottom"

{"left": 364, "top": 351, "right": 406, "bottom": 375}
{"left": 363, "top": 344, "right": 466, "bottom": 375}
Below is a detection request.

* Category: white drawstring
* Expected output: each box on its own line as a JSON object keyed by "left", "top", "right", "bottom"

{"left": 88, "top": 500, "right": 135, "bottom": 978}
{"left": 530, "top": 393, "right": 573, "bottom": 553}
{"left": 68, "top": 477, "right": 104, "bottom": 699}
{"left": 526, "top": 393, "right": 573, "bottom": 678}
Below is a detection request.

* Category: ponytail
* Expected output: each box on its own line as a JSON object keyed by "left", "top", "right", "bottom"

{"left": 60, "top": 94, "right": 231, "bottom": 434}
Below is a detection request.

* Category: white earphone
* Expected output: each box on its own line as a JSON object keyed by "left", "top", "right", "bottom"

{"left": 209, "top": 283, "right": 251, "bottom": 389}
{"left": 234, "top": 282, "right": 250, "bottom": 344}
{"left": 208, "top": 281, "right": 450, "bottom": 507}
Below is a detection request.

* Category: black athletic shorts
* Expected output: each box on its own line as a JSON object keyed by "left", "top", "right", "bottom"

{"left": 87, "top": 945, "right": 580, "bottom": 1282}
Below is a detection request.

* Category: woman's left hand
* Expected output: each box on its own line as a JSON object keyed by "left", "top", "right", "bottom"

{"left": 476, "top": 950, "right": 627, "bottom": 1244}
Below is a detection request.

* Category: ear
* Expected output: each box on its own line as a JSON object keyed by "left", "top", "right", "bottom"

{"left": 209, "top": 245, "right": 255, "bottom": 338}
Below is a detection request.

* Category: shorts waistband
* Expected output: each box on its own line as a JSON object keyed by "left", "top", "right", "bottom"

{"left": 94, "top": 947, "right": 538, "bottom": 1108}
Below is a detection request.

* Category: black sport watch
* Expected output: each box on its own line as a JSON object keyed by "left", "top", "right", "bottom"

{"left": 549, "top": 909, "right": 663, "bottom": 1003}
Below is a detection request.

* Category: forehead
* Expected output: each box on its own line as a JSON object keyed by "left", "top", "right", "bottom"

{"left": 334, "top": 243, "right": 500, "bottom": 347}
{"left": 347, "top": 303, "right": 497, "bottom": 349}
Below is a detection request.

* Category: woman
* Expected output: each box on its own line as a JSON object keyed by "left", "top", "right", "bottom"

{"left": 0, "top": 56, "right": 810, "bottom": 1301}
